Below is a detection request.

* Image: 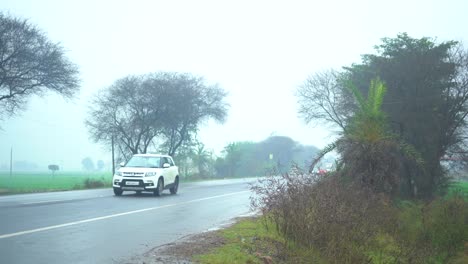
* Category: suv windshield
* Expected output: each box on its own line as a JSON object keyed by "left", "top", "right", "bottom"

{"left": 125, "top": 156, "right": 161, "bottom": 168}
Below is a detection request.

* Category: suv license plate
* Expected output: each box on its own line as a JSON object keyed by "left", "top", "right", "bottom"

{"left": 126, "top": 181, "right": 139, "bottom": 186}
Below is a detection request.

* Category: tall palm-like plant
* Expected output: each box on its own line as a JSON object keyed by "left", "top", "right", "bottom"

{"left": 311, "top": 78, "right": 422, "bottom": 195}
{"left": 346, "top": 78, "right": 388, "bottom": 142}
{"left": 311, "top": 78, "right": 388, "bottom": 167}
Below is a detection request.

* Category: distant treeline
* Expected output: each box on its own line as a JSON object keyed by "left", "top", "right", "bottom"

{"left": 175, "top": 136, "right": 320, "bottom": 179}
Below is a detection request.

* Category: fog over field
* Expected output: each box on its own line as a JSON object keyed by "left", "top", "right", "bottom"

{"left": 1, "top": 0, "right": 467, "bottom": 170}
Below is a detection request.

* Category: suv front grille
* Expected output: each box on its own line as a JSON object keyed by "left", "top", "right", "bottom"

{"left": 122, "top": 172, "right": 145, "bottom": 177}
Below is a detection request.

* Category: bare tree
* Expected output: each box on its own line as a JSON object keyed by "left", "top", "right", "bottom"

{"left": 86, "top": 72, "right": 228, "bottom": 159}
{"left": 296, "top": 70, "right": 350, "bottom": 131}
{"left": 0, "top": 13, "right": 79, "bottom": 118}
{"left": 157, "top": 73, "right": 228, "bottom": 156}
{"left": 443, "top": 44, "right": 468, "bottom": 158}
{"left": 86, "top": 76, "right": 160, "bottom": 158}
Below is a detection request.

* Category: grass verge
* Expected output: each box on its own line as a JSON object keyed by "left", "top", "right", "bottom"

{"left": 0, "top": 171, "right": 112, "bottom": 195}
{"left": 194, "top": 217, "right": 325, "bottom": 264}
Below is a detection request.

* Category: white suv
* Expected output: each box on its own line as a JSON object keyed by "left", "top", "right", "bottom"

{"left": 112, "top": 154, "right": 179, "bottom": 196}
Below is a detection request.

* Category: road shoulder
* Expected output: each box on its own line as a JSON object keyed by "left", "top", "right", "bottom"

{"left": 123, "top": 224, "right": 229, "bottom": 264}
{"left": 127, "top": 216, "right": 324, "bottom": 264}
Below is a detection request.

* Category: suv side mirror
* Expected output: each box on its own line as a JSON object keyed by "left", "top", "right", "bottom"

{"left": 119, "top": 162, "right": 125, "bottom": 167}
{"left": 163, "top": 163, "right": 170, "bottom": 168}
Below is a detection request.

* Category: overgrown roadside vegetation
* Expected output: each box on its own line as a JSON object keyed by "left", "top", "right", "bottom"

{"left": 191, "top": 182, "right": 468, "bottom": 264}
{"left": 252, "top": 175, "right": 468, "bottom": 263}
{"left": 195, "top": 34, "right": 468, "bottom": 263}
{"left": 0, "top": 172, "right": 112, "bottom": 194}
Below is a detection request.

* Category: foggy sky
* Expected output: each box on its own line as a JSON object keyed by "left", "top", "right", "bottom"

{"left": 1, "top": 0, "right": 467, "bottom": 170}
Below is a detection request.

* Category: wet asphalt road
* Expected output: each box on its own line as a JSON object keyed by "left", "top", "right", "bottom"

{"left": 0, "top": 178, "right": 255, "bottom": 264}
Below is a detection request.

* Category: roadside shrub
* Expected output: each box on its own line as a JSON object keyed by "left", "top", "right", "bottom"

{"left": 251, "top": 168, "right": 398, "bottom": 263}
{"left": 393, "top": 194, "right": 468, "bottom": 263}
{"left": 83, "top": 178, "right": 105, "bottom": 188}
{"left": 424, "top": 194, "right": 468, "bottom": 262}
{"left": 393, "top": 201, "right": 433, "bottom": 263}
{"left": 251, "top": 169, "right": 468, "bottom": 263}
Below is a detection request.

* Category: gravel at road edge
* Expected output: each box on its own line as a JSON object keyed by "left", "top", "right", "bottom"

{"left": 121, "top": 228, "right": 227, "bottom": 264}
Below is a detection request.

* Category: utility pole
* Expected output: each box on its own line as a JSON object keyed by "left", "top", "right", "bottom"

{"left": 111, "top": 136, "right": 115, "bottom": 175}
{"left": 9, "top": 147, "right": 13, "bottom": 177}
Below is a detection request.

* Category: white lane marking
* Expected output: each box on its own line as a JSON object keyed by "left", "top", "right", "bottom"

{"left": 0, "top": 190, "right": 250, "bottom": 239}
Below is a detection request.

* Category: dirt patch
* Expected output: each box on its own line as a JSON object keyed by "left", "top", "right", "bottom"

{"left": 121, "top": 216, "right": 258, "bottom": 264}
{"left": 123, "top": 230, "right": 225, "bottom": 264}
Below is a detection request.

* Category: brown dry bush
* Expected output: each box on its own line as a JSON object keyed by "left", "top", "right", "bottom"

{"left": 251, "top": 169, "right": 468, "bottom": 263}
{"left": 251, "top": 168, "right": 398, "bottom": 263}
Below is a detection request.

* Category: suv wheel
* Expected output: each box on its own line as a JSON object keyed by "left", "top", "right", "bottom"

{"left": 154, "top": 178, "right": 163, "bottom": 196}
{"left": 170, "top": 177, "right": 179, "bottom": 195}
{"left": 113, "top": 187, "right": 123, "bottom": 196}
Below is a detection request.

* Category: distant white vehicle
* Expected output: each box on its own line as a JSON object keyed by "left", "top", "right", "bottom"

{"left": 112, "top": 154, "right": 179, "bottom": 196}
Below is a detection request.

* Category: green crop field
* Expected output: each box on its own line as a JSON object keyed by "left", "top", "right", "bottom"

{"left": 449, "top": 181, "right": 468, "bottom": 197}
{"left": 0, "top": 171, "right": 113, "bottom": 195}
{"left": 454, "top": 181, "right": 468, "bottom": 192}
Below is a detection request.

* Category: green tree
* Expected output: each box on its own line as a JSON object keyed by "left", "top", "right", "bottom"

{"left": 344, "top": 34, "right": 468, "bottom": 198}
{"left": 298, "top": 34, "right": 468, "bottom": 198}
{"left": 215, "top": 137, "right": 317, "bottom": 178}
{"left": 257, "top": 136, "right": 297, "bottom": 173}
{"left": 190, "top": 142, "right": 213, "bottom": 177}
{"left": 81, "top": 157, "right": 94, "bottom": 171}
{"left": 172, "top": 140, "right": 196, "bottom": 178}
{"left": 222, "top": 142, "right": 243, "bottom": 177}
{"left": 214, "top": 157, "right": 228, "bottom": 178}
{"left": 218, "top": 141, "right": 258, "bottom": 177}
{"left": 48, "top": 164, "right": 59, "bottom": 175}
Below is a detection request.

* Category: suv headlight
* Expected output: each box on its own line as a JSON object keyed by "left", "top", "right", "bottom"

{"left": 115, "top": 171, "right": 122, "bottom": 176}
{"left": 145, "top": 172, "right": 157, "bottom": 177}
